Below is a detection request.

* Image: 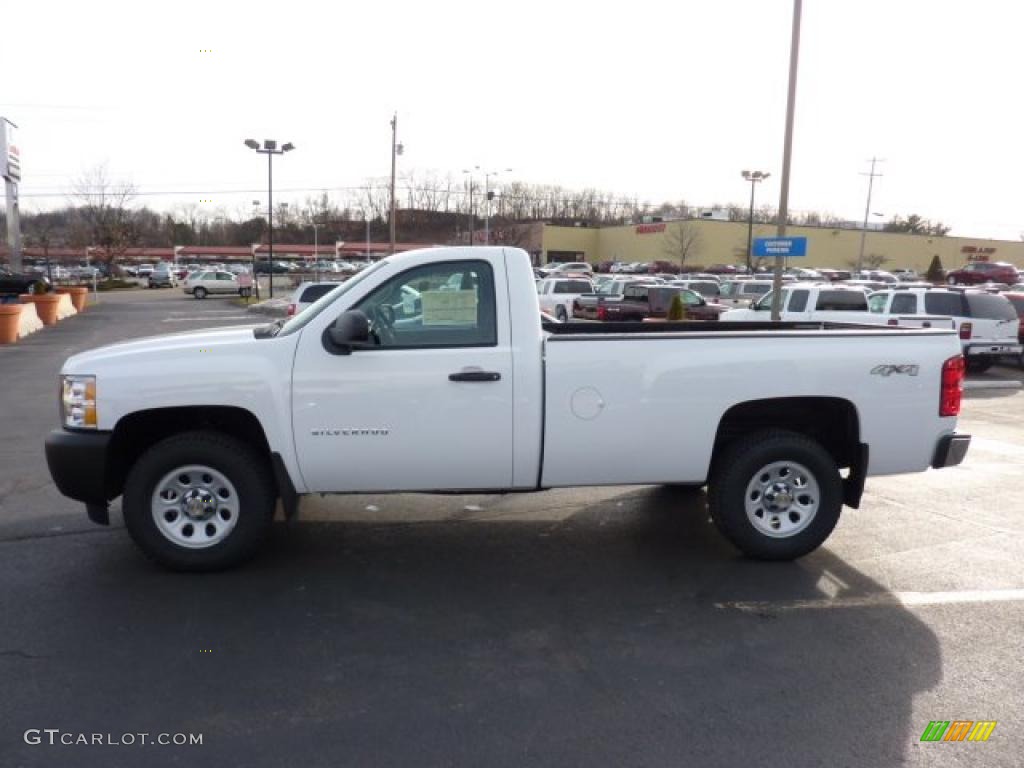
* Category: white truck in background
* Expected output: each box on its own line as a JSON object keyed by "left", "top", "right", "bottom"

{"left": 46, "top": 247, "right": 970, "bottom": 571}
{"left": 535, "top": 277, "right": 595, "bottom": 322}
{"left": 722, "top": 283, "right": 955, "bottom": 330}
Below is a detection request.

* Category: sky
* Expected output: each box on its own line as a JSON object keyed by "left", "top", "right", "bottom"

{"left": 2, "top": 0, "right": 1022, "bottom": 239}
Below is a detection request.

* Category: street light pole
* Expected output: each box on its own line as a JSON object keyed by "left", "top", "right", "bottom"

{"left": 770, "top": 0, "right": 802, "bottom": 321}
{"left": 741, "top": 170, "right": 770, "bottom": 272}
{"left": 244, "top": 138, "right": 295, "bottom": 298}
{"left": 312, "top": 221, "right": 321, "bottom": 281}
{"left": 483, "top": 168, "right": 512, "bottom": 246}
{"left": 856, "top": 157, "right": 884, "bottom": 274}
{"left": 462, "top": 167, "right": 479, "bottom": 245}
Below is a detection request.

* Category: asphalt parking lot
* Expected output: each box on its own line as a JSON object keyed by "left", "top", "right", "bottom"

{"left": 2, "top": 289, "right": 1023, "bottom": 767}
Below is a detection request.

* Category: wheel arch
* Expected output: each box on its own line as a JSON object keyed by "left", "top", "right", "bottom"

{"left": 712, "top": 396, "right": 868, "bottom": 508}
{"left": 106, "top": 406, "right": 297, "bottom": 514}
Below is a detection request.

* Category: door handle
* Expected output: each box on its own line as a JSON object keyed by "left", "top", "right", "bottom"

{"left": 449, "top": 370, "right": 501, "bottom": 382}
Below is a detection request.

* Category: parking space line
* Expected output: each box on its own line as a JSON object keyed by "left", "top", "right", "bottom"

{"left": 161, "top": 316, "right": 252, "bottom": 322}
{"left": 716, "top": 588, "right": 1024, "bottom": 613}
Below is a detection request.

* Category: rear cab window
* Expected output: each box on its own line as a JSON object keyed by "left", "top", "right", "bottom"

{"left": 924, "top": 293, "right": 966, "bottom": 317}
{"left": 554, "top": 280, "right": 592, "bottom": 294}
{"left": 965, "top": 293, "right": 1018, "bottom": 321}
{"left": 891, "top": 293, "right": 917, "bottom": 314}
{"left": 815, "top": 291, "right": 868, "bottom": 311}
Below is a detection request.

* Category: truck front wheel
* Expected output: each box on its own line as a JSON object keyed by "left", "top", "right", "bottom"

{"left": 708, "top": 430, "right": 842, "bottom": 561}
{"left": 122, "top": 431, "right": 275, "bottom": 571}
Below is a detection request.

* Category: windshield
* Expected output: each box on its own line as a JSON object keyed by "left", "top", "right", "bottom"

{"left": 596, "top": 282, "right": 625, "bottom": 295}
{"left": 275, "top": 260, "right": 389, "bottom": 336}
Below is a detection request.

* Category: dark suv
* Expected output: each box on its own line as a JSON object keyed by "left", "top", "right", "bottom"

{"left": 945, "top": 261, "right": 1018, "bottom": 286}
{"left": 0, "top": 265, "right": 50, "bottom": 296}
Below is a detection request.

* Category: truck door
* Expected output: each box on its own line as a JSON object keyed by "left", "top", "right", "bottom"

{"left": 291, "top": 258, "right": 515, "bottom": 492}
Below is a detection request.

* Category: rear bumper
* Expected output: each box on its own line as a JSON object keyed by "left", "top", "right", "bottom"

{"left": 964, "top": 343, "right": 1022, "bottom": 357}
{"left": 932, "top": 433, "right": 971, "bottom": 469}
{"left": 45, "top": 429, "right": 112, "bottom": 522}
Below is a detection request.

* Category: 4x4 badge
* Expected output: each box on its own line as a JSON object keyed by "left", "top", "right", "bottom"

{"left": 870, "top": 364, "right": 920, "bottom": 377}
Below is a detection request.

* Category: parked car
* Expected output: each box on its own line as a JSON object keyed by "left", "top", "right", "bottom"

{"left": 817, "top": 269, "right": 853, "bottom": 282}
{"left": 182, "top": 270, "right": 251, "bottom": 299}
{"left": 543, "top": 262, "right": 593, "bottom": 277}
{"left": 867, "top": 287, "right": 1022, "bottom": 372}
{"left": 253, "top": 261, "right": 292, "bottom": 274}
{"left": 893, "top": 268, "right": 919, "bottom": 282}
{"left": 1003, "top": 292, "right": 1024, "bottom": 367}
{"left": 723, "top": 284, "right": 873, "bottom": 324}
{"left": 945, "top": 261, "right": 1018, "bottom": 286}
{"left": 0, "top": 265, "right": 50, "bottom": 295}
{"left": 536, "top": 277, "right": 595, "bottom": 322}
{"left": 588, "top": 283, "right": 725, "bottom": 322}
{"left": 670, "top": 279, "right": 722, "bottom": 301}
{"left": 148, "top": 266, "right": 178, "bottom": 289}
{"left": 287, "top": 282, "right": 343, "bottom": 317}
{"left": 717, "top": 279, "right": 774, "bottom": 307}
{"left": 44, "top": 245, "right": 971, "bottom": 570}
{"left": 571, "top": 277, "right": 645, "bottom": 319}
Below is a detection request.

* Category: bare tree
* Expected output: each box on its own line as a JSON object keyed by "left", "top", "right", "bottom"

{"left": 70, "top": 164, "right": 138, "bottom": 268}
{"left": 663, "top": 222, "right": 704, "bottom": 271}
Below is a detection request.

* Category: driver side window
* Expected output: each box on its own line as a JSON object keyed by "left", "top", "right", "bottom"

{"left": 355, "top": 260, "right": 497, "bottom": 348}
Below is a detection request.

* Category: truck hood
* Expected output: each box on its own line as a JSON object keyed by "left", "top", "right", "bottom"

{"left": 62, "top": 325, "right": 264, "bottom": 373}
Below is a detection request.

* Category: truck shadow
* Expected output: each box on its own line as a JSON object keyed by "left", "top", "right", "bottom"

{"left": 5, "top": 486, "right": 941, "bottom": 768}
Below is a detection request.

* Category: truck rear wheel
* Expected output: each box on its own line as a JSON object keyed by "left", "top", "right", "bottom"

{"left": 708, "top": 430, "right": 842, "bottom": 561}
{"left": 122, "top": 431, "right": 275, "bottom": 571}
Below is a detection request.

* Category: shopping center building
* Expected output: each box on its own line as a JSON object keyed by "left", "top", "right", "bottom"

{"left": 518, "top": 219, "right": 1024, "bottom": 273}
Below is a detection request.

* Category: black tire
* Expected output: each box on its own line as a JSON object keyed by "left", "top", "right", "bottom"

{"left": 193, "top": 287, "right": 207, "bottom": 299}
{"left": 708, "top": 430, "right": 842, "bottom": 561}
{"left": 965, "top": 357, "right": 993, "bottom": 374}
{"left": 122, "top": 431, "right": 276, "bottom": 571}
{"left": 556, "top": 305, "right": 568, "bottom": 322}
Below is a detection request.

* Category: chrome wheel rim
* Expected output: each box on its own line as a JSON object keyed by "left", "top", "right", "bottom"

{"left": 744, "top": 460, "right": 820, "bottom": 538}
{"left": 151, "top": 465, "right": 239, "bottom": 549}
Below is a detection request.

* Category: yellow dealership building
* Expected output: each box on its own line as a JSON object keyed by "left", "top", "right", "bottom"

{"left": 528, "top": 219, "right": 1024, "bottom": 273}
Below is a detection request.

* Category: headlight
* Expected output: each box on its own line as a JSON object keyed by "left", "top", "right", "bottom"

{"left": 61, "top": 375, "right": 97, "bottom": 429}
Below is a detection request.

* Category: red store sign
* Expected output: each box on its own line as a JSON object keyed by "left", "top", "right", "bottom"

{"left": 635, "top": 223, "right": 666, "bottom": 234}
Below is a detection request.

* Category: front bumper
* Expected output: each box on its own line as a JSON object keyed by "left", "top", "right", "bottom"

{"left": 932, "top": 433, "right": 971, "bottom": 469}
{"left": 44, "top": 429, "right": 112, "bottom": 523}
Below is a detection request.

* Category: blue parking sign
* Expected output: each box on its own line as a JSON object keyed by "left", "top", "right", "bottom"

{"left": 753, "top": 237, "right": 807, "bottom": 258}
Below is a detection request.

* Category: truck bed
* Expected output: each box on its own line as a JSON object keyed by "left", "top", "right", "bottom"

{"left": 543, "top": 320, "right": 955, "bottom": 336}
{"left": 539, "top": 320, "right": 960, "bottom": 489}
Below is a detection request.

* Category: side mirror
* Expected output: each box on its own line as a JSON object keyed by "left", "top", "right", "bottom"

{"left": 323, "top": 309, "right": 371, "bottom": 355}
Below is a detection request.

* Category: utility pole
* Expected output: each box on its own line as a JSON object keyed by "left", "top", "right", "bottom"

{"left": 389, "top": 113, "right": 403, "bottom": 256}
{"left": 770, "top": 0, "right": 802, "bottom": 321}
{"left": 856, "top": 157, "right": 884, "bottom": 274}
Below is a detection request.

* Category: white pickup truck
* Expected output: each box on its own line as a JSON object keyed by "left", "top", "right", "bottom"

{"left": 722, "top": 283, "right": 954, "bottom": 329}
{"left": 45, "top": 247, "right": 971, "bottom": 571}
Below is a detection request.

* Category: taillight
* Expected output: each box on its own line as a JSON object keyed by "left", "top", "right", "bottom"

{"left": 959, "top": 322, "right": 972, "bottom": 340}
{"left": 940, "top": 355, "right": 965, "bottom": 417}
{"left": 597, "top": 305, "right": 607, "bottom": 321}
{"left": 287, "top": 303, "right": 296, "bottom": 316}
